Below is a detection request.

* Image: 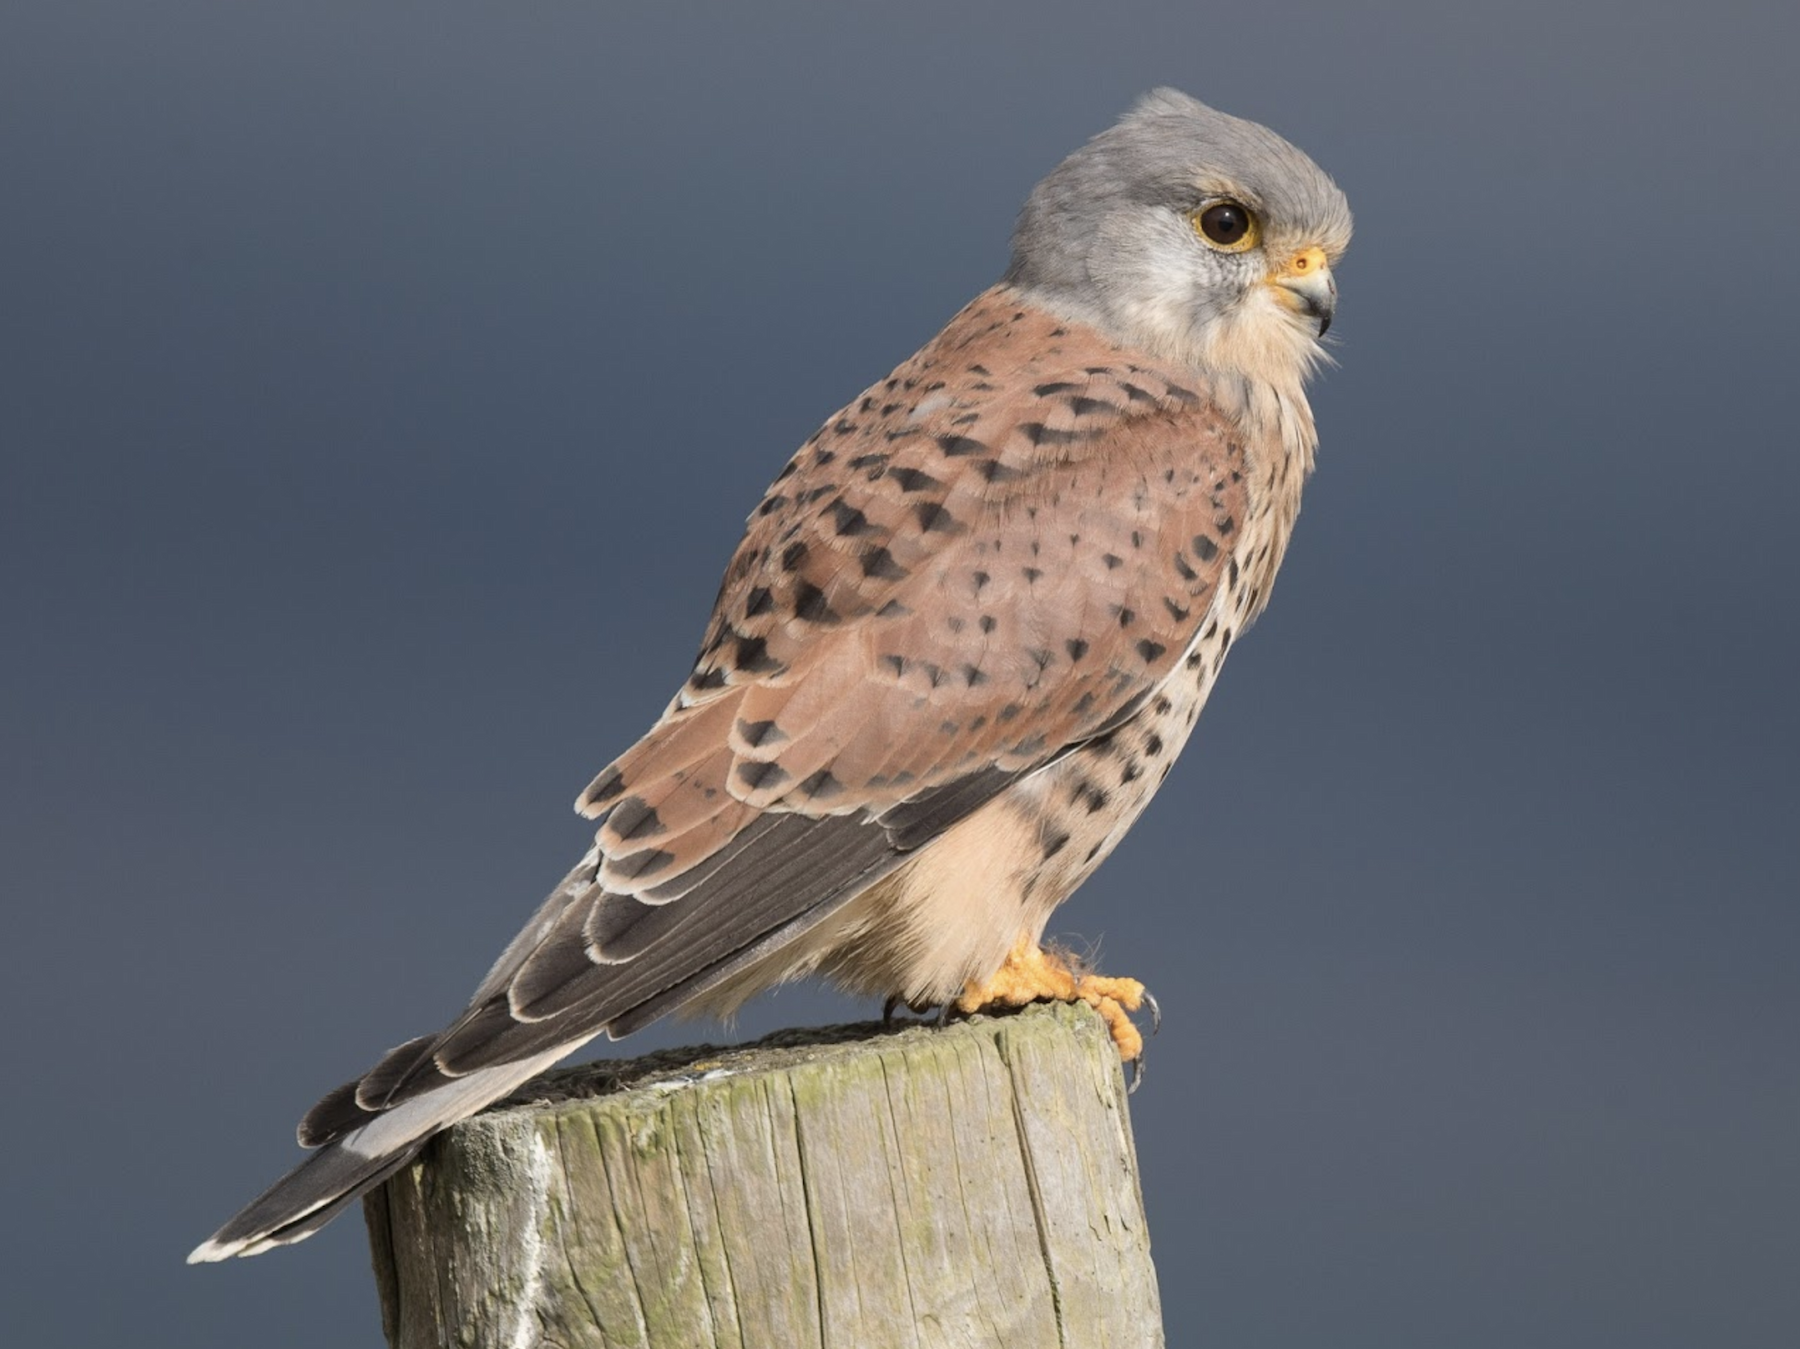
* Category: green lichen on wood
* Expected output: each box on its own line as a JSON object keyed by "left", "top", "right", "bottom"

{"left": 366, "top": 1003, "right": 1163, "bottom": 1348}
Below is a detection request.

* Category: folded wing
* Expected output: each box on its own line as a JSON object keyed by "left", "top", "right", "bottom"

{"left": 190, "top": 288, "right": 1249, "bottom": 1259}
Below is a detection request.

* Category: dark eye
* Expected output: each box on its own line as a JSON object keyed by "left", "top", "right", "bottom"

{"left": 1191, "top": 201, "right": 1259, "bottom": 252}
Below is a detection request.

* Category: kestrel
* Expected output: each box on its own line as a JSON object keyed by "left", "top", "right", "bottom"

{"left": 192, "top": 88, "right": 1350, "bottom": 1261}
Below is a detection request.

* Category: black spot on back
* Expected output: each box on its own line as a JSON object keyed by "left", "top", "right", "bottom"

{"left": 793, "top": 580, "right": 840, "bottom": 624}
{"left": 608, "top": 797, "right": 665, "bottom": 841}
{"left": 584, "top": 767, "right": 626, "bottom": 807}
{"left": 915, "top": 501, "right": 961, "bottom": 533}
{"left": 736, "top": 760, "right": 790, "bottom": 792}
{"left": 736, "top": 719, "right": 785, "bottom": 749}
{"left": 829, "top": 500, "right": 874, "bottom": 537}
{"left": 861, "top": 546, "right": 910, "bottom": 580}
{"left": 798, "top": 768, "right": 843, "bottom": 800}
{"left": 888, "top": 466, "right": 942, "bottom": 493}
{"left": 735, "top": 635, "right": 781, "bottom": 674}
{"left": 1021, "top": 422, "right": 1084, "bottom": 447}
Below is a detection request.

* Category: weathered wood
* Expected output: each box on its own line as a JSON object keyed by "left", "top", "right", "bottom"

{"left": 365, "top": 1001, "right": 1163, "bottom": 1348}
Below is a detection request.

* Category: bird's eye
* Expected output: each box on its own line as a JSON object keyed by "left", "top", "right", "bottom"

{"left": 1191, "top": 201, "right": 1260, "bottom": 252}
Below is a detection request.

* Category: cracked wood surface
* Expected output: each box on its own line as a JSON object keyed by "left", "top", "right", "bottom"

{"left": 364, "top": 1002, "right": 1163, "bottom": 1348}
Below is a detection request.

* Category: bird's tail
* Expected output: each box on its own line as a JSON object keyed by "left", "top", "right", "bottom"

{"left": 186, "top": 1137, "right": 423, "bottom": 1261}
{"left": 187, "top": 1045, "right": 570, "bottom": 1262}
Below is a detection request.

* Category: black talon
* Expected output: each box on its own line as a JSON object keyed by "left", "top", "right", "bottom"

{"left": 1143, "top": 990, "right": 1161, "bottom": 1036}
{"left": 1127, "top": 1054, "right": 1146, "bottom": 1094}
{"left": 882, "top": 995, "right": 903, "bottom": 1025}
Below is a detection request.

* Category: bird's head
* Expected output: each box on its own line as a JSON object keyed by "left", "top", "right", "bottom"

{"left": 1006, "top": 89, "right": 1352, "bottom": 393}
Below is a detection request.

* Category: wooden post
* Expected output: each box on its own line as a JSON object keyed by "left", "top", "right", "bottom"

{"left": 364, "top": 1001, "right": 1163, "bottom": 1348}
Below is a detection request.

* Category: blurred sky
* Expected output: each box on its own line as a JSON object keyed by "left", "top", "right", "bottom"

{"left": 3, "top": 2, "right": 1797, "bottom": 1346}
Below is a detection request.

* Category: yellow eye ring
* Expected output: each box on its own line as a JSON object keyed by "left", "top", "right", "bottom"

{"left": 1189, "top": 200, "right": 1260, "bottom": 253}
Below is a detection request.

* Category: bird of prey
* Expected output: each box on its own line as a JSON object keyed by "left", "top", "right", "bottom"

{"left": 191, "top": 88, "right": 1350, "bottom": 1262}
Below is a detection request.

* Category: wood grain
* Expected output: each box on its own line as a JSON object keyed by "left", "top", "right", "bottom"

{"left": 366, "top": 1002, "right": 1162, "bottom": 1348}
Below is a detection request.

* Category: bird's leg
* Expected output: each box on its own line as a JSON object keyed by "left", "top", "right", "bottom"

{"left": 955, "top": 936, "right": 1154, "bottom": 1065}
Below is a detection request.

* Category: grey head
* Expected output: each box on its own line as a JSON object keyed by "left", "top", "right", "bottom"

{"left": 1006, "top": 89, "right": 1352, "bottom": 389}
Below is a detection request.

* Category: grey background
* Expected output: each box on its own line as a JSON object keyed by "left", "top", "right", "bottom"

{"left": 4, "top": 2, "right": 1796, "bottom": 1345}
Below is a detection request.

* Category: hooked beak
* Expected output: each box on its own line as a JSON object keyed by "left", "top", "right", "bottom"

{"left": 1265, "top": 245, "right": 1337, "bottom": 336}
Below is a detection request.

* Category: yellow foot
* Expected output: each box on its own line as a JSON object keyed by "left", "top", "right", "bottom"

{"left": 956, "top": 938, "right": 1156, "bottom": 1066}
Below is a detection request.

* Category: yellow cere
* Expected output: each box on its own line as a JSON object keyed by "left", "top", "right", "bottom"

{"left": 1274, "top": 245, "right": 1329, "bottom": 280}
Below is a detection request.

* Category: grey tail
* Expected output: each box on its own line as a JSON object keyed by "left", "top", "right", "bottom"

{"left": 186, "top": 1140, "right": 423, "bottom": 1262}
{"left": 188, "top": 1046, "right": 573, "bottom": 1262}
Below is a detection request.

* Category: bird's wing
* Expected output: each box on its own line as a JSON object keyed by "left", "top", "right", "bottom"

{"left": 312, "top": 286, "right": 1250, "bottom": 1137}
{"left": 190, "top": 289, "right": 1247, "bottom": 1258}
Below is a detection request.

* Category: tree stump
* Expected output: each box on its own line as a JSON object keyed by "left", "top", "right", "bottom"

{"left": 363, "top": 1001, "right": 1163, "bottom": 1348}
